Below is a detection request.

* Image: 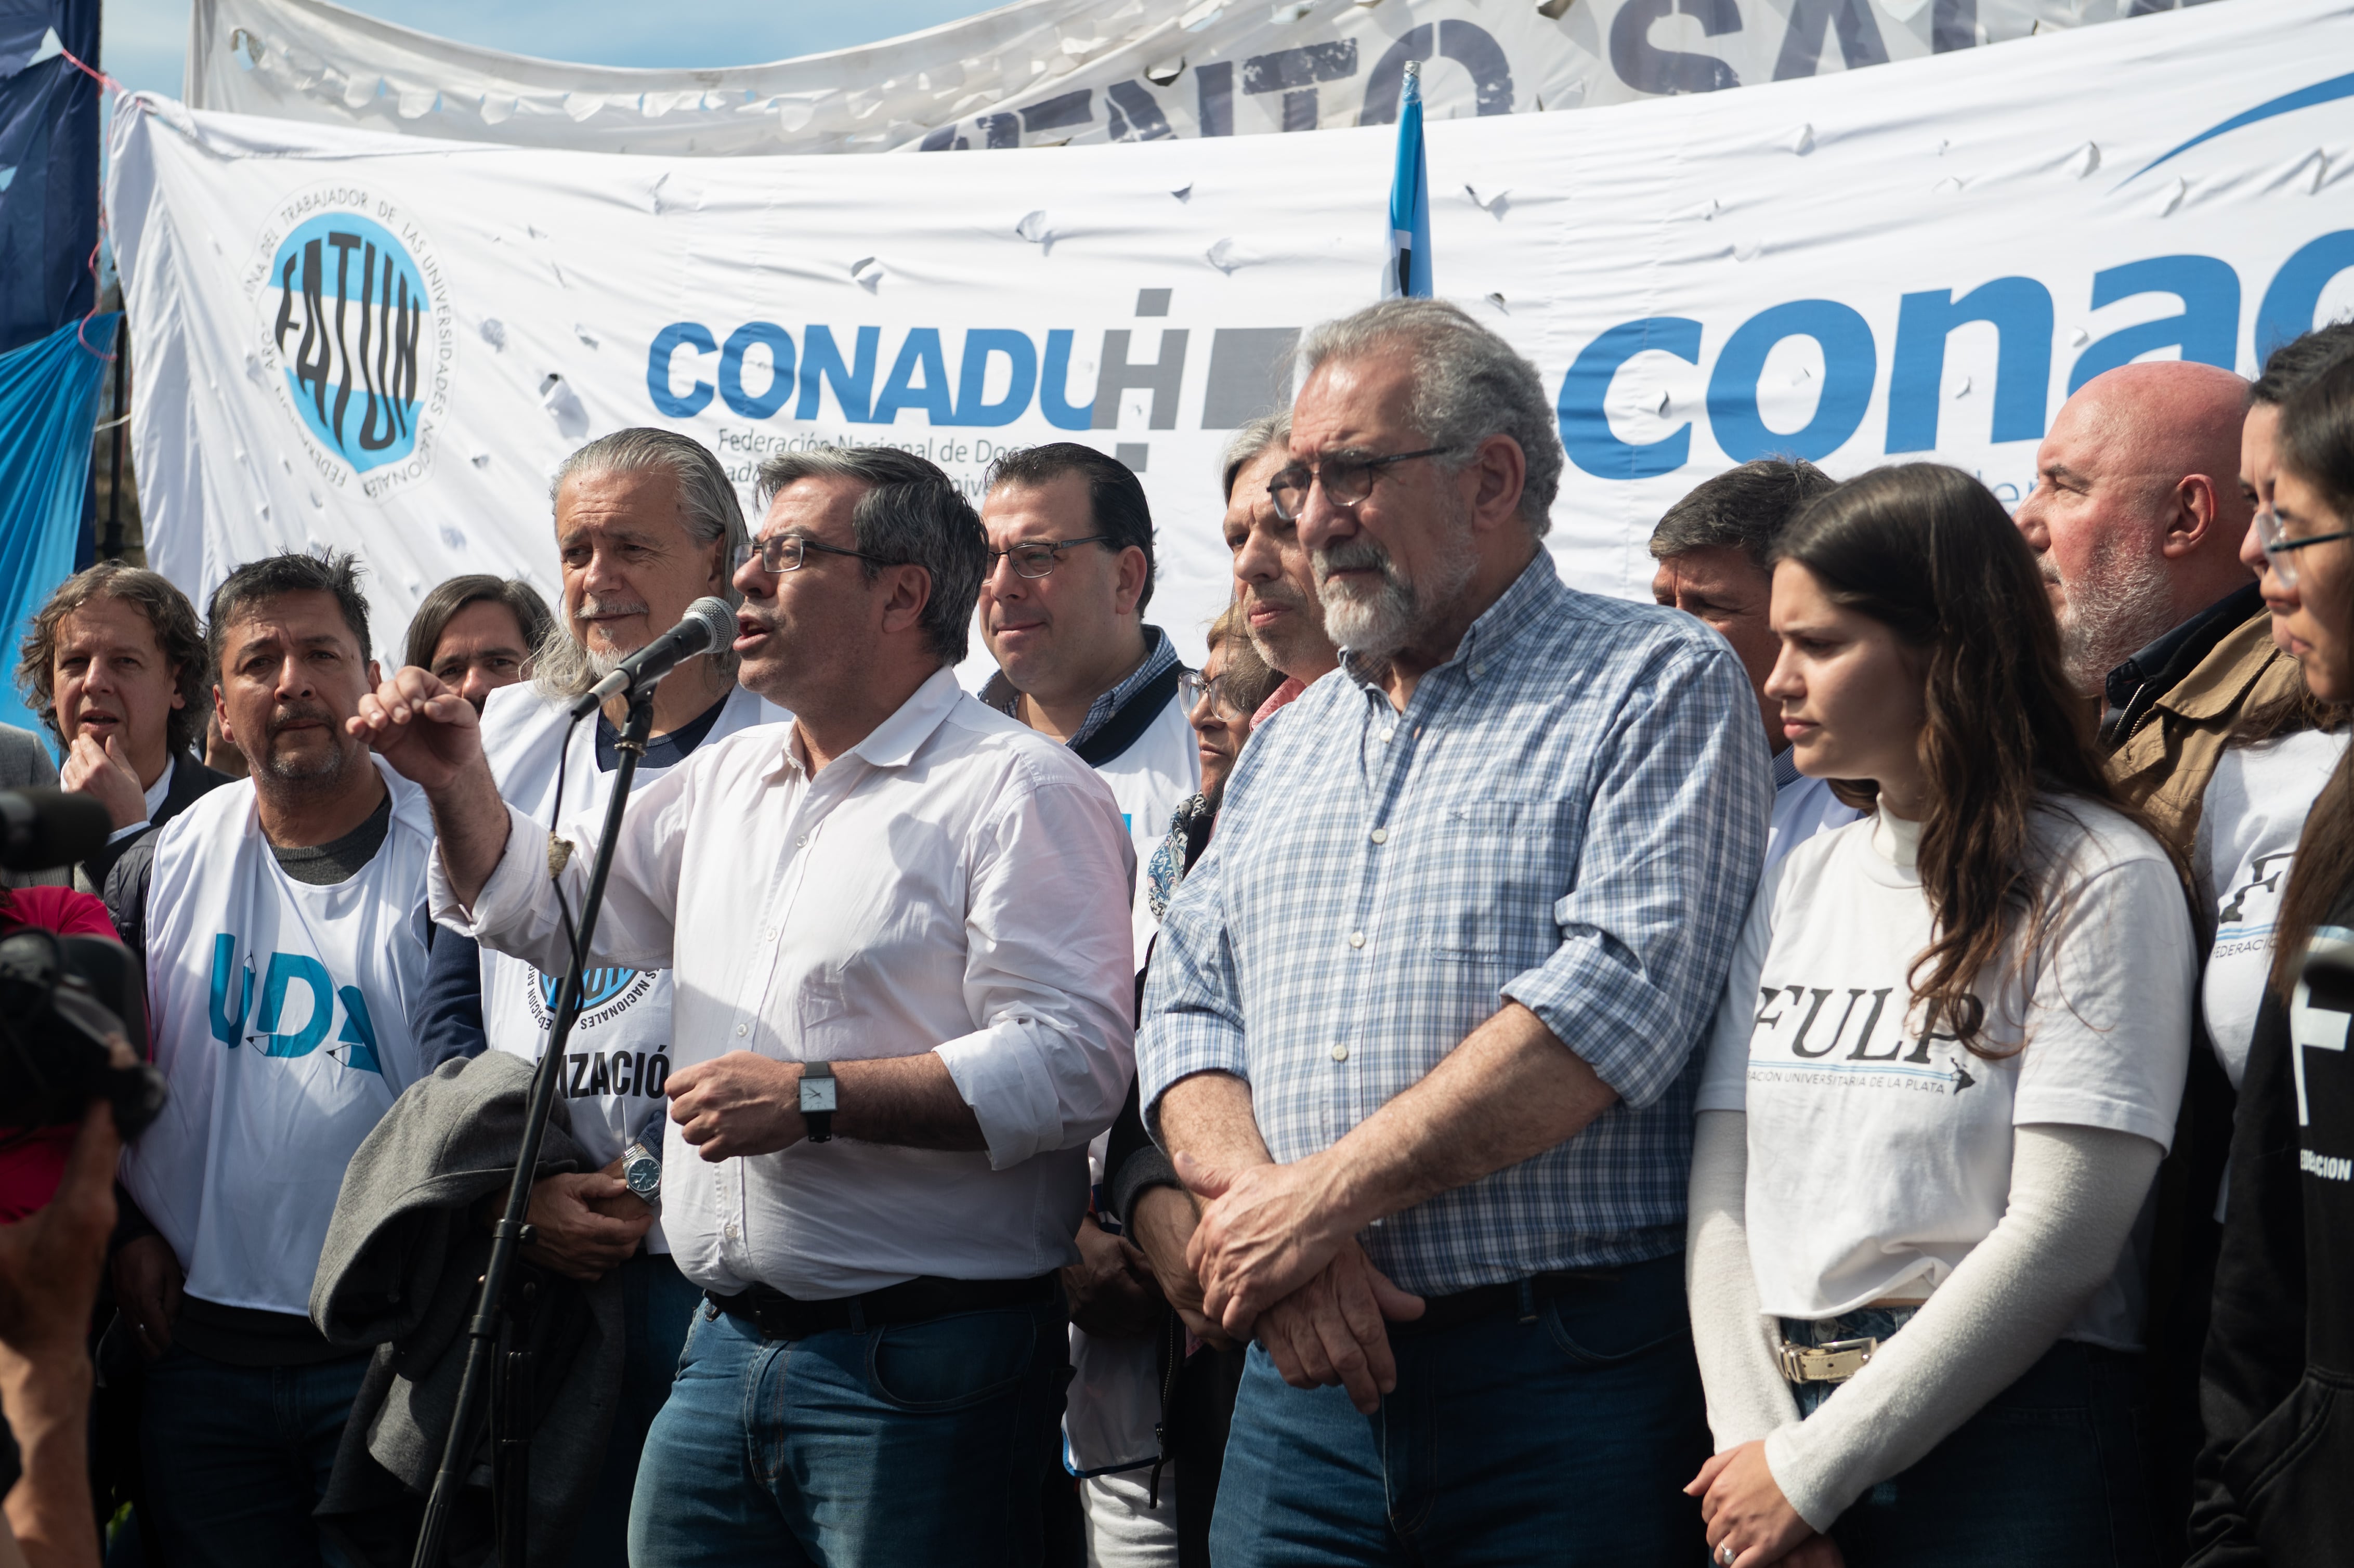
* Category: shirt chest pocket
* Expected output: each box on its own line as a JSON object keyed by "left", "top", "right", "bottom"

{"left": 1401, "top": 798, "right": 1575, "bottom": 964}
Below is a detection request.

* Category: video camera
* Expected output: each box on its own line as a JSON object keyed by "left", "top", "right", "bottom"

{"left": 0, "top": 788, "right": 165, "bottom": 1139}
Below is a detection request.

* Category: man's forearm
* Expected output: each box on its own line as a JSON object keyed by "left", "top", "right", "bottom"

{"left": 839, "top": 1056, "right": 986, "bottom": 1152}
{"left": 1155, "top": 1070, "right": 1274, "bottom": 1171}
{"left": 429, "top": 761, "right": 515, "bottom": 907}
{"left": 0, "top": 1351, "right": 97, "bottom": 1568}
{"left": 1318, "top": 1002, "right": 1618, "bottom": 1232}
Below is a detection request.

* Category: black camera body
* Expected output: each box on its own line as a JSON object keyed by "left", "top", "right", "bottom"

{"left": 0, "top": 928, "right": 165, "bottom": 1139}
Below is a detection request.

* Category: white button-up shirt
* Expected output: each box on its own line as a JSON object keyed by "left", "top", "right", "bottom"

{"left": 432, "top": 665, "right": 1138, "bottom": 1299}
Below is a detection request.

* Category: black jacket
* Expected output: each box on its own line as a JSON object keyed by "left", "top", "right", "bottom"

{"left": 79, "top": 751, "right": 232, "bottom": 893}
{"left": 2189, "top": 879, "right": 2354, "bottom": 1565}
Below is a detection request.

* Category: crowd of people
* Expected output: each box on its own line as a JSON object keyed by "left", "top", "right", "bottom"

{"left": 0, "top": 295, "right": 2349, "bottom": 1568}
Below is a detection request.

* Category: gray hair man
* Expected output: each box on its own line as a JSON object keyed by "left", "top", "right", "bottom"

{"left": 2012, "top": 362, "right": 2271, "bottom": 854}
{"left": 1650, "top": 459, "right": 1859, "bottom": 871}
{"left": 1221, "top": 411, "right": 1339, "bottom": 714}
{"left": 1137, "top": 298, "right": 1769, "bottom": 1562}
{"left": 406, "top": 428, "right": 784, "bottom": 1567}
{"left": 357, "top": 445, "right": 1136, "bottom": 1566}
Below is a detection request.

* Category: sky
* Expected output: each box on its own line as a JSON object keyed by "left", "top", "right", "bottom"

{"left": 98, "top": 0, "right": 999, "bottom": 97}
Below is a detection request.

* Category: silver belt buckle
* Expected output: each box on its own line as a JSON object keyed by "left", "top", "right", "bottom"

{"left": 1776, "top": 1334, "right": 1880, "bottom": 1383}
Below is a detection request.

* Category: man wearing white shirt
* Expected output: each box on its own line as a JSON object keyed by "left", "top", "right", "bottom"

{"left": 357, "top": 446, "right": 1137, "bottom": 1568}
{"left": 104, "top": 552, "right": 437, "bottom": 1567}
{"left": 1650, "top": 460, "right": 1863, "bottom": 871}
{"left": 18, "top": 563, "right": 233, "bottom": 891}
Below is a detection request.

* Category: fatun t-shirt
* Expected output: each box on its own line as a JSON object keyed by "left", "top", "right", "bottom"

{"left": 1698, "top": 801, "right": 2192, "bottom": 1350}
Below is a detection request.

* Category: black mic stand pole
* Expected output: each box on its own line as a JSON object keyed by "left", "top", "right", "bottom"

{"left": 410, "top": 688, "right": 657, "bottom": 1568}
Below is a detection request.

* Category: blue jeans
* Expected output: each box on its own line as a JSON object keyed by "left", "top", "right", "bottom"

{"left": 138, "top": 1343, "right": 370, "bottom": 1568}
{"left": 1210, "top": 1250, "right": 1709, "bottom": 1566}
{"left": 626, "top": 1292, "right": 1070, "bottom": 1567}
{"left": 565, "top": 1252, "right": 705, "bottom": 1568}
{"left": 1782, "top": 1314, "right": 2154, "bottom": 1566}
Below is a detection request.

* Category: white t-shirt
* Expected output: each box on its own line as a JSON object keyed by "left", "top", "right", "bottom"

{"left": 2196, "top": 728, "right": 2349, "bottom": 1089}
{"left": 475, "top": 682, "right": 787, "bottom": 1253}
{"left": 1767, "top": 751, "right": 1863, "bottom": 876}
{"left": 120, "top": 762, "right": 436, "bottom": 1315}
{"left": 1697, "top": 801, "right": 2192, "bottom": 1350}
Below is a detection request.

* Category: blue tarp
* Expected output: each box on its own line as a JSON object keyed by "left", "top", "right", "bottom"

{"left": 0, "top": 312, "right": 114, "bottom": 744}
{"left": 0, "top": 0, "right": 100, "bottom": 355}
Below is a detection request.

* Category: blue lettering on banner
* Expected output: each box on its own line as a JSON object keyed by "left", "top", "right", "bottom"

{"left": 643, "top": 229, "right": 2354, "bottom": 480}
{"left": 208, "top": 934, "right": 386, "bottom": 1076}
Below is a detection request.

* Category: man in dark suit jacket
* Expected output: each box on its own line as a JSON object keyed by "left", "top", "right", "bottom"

{"left": 16, "top": 563, "right": 232, "bottom": 890}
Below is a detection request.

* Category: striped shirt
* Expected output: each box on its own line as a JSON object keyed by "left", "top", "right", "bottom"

{"left": 1137, "top": 551, "right": 1771, "bottom": 1293}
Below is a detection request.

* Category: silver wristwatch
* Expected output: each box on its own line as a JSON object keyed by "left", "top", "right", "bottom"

{"left": 621, "top": 1139, "right": 662, "bottom": 1205}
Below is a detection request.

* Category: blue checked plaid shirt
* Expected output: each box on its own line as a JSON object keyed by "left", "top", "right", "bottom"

{"left": 1137, "top": 551, "right": 1772, "bottom": 1294}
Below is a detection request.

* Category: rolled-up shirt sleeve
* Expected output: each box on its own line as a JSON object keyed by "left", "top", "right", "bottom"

{"left": 935, "top": 774, "right": 1136, "bottom": 1170}
{"left": 1134, "top": 800, "right": 1250, "bottom": 1127}
{"left": 1501, "top": 643, "right": 1771, "bottom": 1109}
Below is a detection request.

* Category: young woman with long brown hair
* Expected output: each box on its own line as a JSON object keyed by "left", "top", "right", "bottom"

{"left": 1684, "top": 463, "right": 2193, "bottom": 1567}
{"left": 2192, "top": 350, "right": 2354, "bottom": 1563}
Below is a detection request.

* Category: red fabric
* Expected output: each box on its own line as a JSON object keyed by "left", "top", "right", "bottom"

{"left": 1251, "top": 676, "right": 1306, "bottom": 727}
{"left": 0, "top": 884, "right": 125, "bottom": 1221}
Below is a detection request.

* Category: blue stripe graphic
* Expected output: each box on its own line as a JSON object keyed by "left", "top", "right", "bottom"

{"left": 2119, "top": 71, "right": 2354, "bottom": 187}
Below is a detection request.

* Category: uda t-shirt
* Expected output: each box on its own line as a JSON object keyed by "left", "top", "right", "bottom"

{"left": 2197, "top": 728, "right": 2348, "bottom": 1090}
{"left": 120, "top": 762, "right": 435, "bottom": 1317}
{"left": 1698, "top": 801, "right": 2192, "bottom": 1350}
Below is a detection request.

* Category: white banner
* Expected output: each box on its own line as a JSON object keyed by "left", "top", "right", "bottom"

{"left": 187, "top": 0, "right": 2180, "bottom": 158}
{"left": 116, "top": 0, "right": 2354, "bottom": 676}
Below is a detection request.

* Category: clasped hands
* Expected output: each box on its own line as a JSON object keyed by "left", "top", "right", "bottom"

{"left": 1174, "top": 1149, "right": 1423, "bottom": 1414}
{"left": 1688, "top": 1441, "right": 1840, "bottom": 1568}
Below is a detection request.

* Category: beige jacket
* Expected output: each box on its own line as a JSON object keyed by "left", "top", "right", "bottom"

{"left": 2105, "top": 609, "right": 2301, "bottom": 863}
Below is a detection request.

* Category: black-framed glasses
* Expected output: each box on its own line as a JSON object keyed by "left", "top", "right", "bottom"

{"left": 1266, "top": 447, "right": 1456, "bottom": 522}
{"left": 1179, "top": 669, "right": 1251, "bottom": 719}
{"left": 2255, "top": 508, "right": 2354, "bottom": 589}
{"left": 984, "top": 535, "right": 1116, "bottom": 580}
{"left": 734, "top": 534, "right": 893, "bottom": 575}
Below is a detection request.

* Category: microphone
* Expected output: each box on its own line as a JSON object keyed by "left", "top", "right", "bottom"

{"left": 0, "top": 788, "right": 114, "bottom": 871}
{"left": 570, "top": 597, "right": 739, "bottom": 719}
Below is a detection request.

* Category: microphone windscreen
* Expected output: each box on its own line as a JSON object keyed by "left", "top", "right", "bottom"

{"left": 684, "top": 596, "right": 738, "bottom": 654}
{"left": 0, "top": 788, "right": 114, "bottom": 871}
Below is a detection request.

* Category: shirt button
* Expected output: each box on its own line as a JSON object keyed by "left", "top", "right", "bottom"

{"left": 1369, "top": 827, "right": 1388, "bottom": 844}
{"left": 1348, "top": 931, "right": 1366, "bottom": 949}
{"left": 1331, "top": 1043, "right": 1349, "bottom": 1063}
{"left": 735, "top": 1024, "right": 748, "bottom": 1037}
{"left": 794, "top": 833, "right": 807, "bottom": 848}
{"left": 1379, "top": 726, "right": 1395, "bottom": 742}
{"left": 724, "top": 1222, "right": 739, "bottom": 1240}
{"left": 1472, "top": 661, "right": 1486, "bottom": 677}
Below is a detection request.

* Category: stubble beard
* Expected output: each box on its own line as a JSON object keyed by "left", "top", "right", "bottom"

{"left": 2051, "top": 538, "right": 2179, "bottom": 698}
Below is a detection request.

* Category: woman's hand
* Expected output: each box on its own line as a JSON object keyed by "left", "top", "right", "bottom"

{"left": 1688, "top": 1440, "right": 1821, "bottom": 1568}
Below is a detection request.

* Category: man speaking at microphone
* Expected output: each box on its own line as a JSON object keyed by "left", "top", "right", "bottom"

{"left": 408, "top": 428, "right": 786, "bottom": 1568}
{"left": 355, "top": 446, "right": 1138, "bottom": 1568}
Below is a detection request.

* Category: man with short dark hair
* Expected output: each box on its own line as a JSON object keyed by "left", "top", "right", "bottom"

{"left": 1141, "top": 299, "right": 1769, "bottom": 1563}
{"left": 400, "top": 573, "right": 557, "bottom": 714}
{"left": 357, "top": 446, "right": 1137, "bottom": 1568}
{"left": 1221, "top": 413, "right": 1338, "bottom": 715}
{"left": 1650, "top": 459, "right": 1859, "bottom": 869}
{"left": 976, "top": 441, "right": 1198, "bottom": 1556}
{"left": 18, "top": 562, "right": 232, "bottom": 891}
{"left": 103, "top": 551, "right": 438, "bottom": 1568}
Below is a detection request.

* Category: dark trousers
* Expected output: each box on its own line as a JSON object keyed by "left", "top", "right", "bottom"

{"left": 564, "top": 1251, "right": 704, "bottom": 1568}
{"left": 1210, "top": 1250, "right": 1709, "bottom": 1566}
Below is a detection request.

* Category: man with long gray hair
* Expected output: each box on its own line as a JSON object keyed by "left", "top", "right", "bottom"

{"left": 1137, "top": 299, "right": 1770, "bottom": 1561}
{"left": 357, "top": 443, "right": 1135, "bottom": 1566}
{"left": 407, "top": 427, "right": 784, "bottom": 1568}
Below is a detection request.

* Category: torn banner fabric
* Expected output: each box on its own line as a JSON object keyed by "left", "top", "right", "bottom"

{"left": 112, "top": 0, "right": 2353, "bottom": 677}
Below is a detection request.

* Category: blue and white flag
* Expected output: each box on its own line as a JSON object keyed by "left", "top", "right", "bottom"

{"left": 1384, "top": 59, "right": 1432, "bottom": 299}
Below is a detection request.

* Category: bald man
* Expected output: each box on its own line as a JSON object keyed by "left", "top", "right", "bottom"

{"left": 2013, "top": 360, "right": 2293, "bottom": 855}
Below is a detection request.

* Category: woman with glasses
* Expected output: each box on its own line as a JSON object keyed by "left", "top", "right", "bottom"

{"left": 1686, "top": 463, "right": 2190, "bottom": 1568}
{"left": 2194, "top": 350, "right": 2354, "bottom": 1564}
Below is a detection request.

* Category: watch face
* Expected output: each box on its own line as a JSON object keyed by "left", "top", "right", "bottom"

{"left": 800, "top": 1078, "right": 838, "bottom": 1114}
{"left": 624, "top": 1156, "right": 661, "bottom": 1198}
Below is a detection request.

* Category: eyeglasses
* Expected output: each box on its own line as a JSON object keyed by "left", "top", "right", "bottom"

{"left": 733, "top": 534, "right": 893, "bottom": 575}
{"left": 1266, "top": 447, "right": 1456, "bottom": 523}
{"left": 2255, "top": 508, "right": 2354, "bottom": 589}
{"left": 1179, "top": 669, "right": 1251, "bottom": 720}
{"left": 984, "top": 535, "right": 1116, "bottom": 580}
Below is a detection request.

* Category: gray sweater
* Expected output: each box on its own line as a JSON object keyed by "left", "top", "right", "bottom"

{"left": 310, "top": 1052, "right": 624, "bottom": 1568}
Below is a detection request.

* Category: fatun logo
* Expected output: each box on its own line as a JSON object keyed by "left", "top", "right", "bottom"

{"left": 246, "top": 185, "right": 454, "bottom": 500}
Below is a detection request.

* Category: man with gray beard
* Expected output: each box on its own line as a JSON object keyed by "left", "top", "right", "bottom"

{"left": 407, "top": 428, "right": 784, "bottom": 1568}
{"left": 1136, "top": 299, "right": 1768, "bottom": 1562}
{"left": 2012, "top": 360, "right": 2282, "bottom": 856}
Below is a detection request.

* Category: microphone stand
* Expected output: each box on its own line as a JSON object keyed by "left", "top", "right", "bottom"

{"left": 411, "top": 688, "right": 657, "bottom": 1568}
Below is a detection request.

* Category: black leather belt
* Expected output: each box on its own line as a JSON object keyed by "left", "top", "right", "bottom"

{"left": 1387, "top": 1269, "right": 1623, "bottom": 1337}
{"left": 706, "top": 1273, "right": 1058, "bottom": 1340}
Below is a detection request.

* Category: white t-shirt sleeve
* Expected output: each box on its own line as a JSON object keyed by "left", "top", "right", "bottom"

{"left": 1696, "top": 848, "right": 1789, "bottom": 1115}
{"left": 2010, "top": 846, "right": 2194, "bottom": 1148}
